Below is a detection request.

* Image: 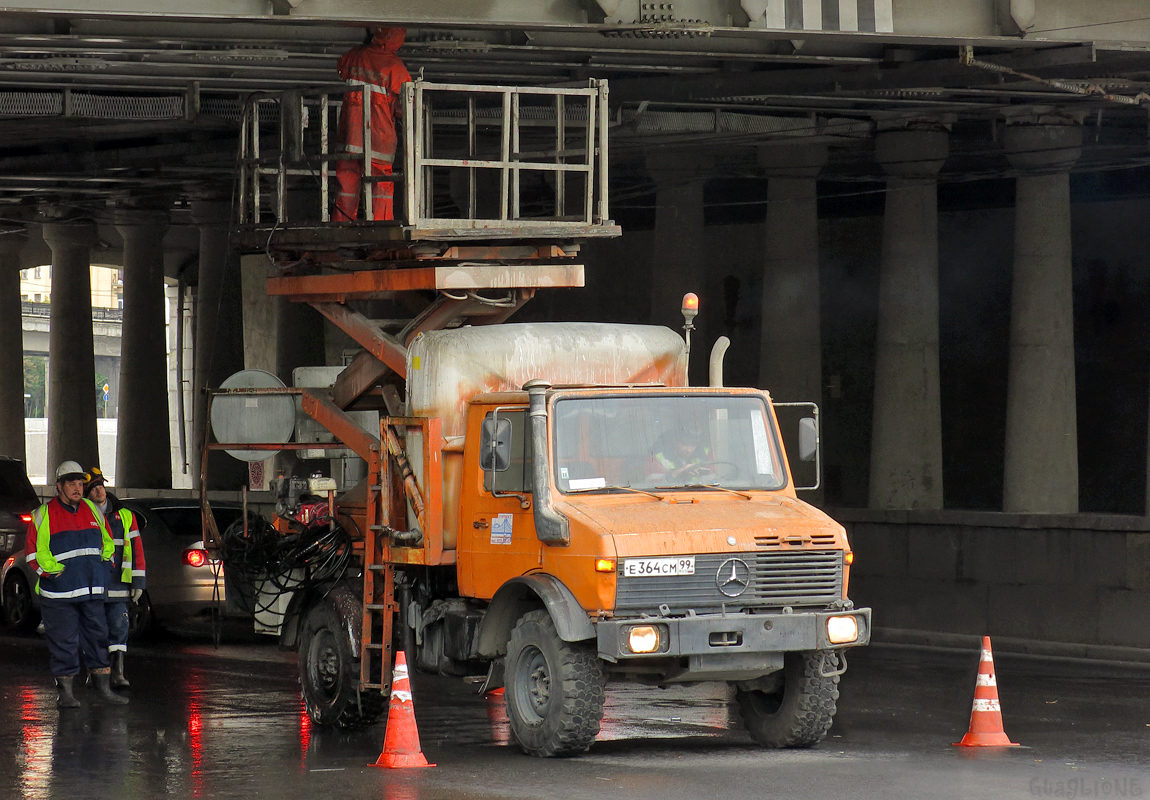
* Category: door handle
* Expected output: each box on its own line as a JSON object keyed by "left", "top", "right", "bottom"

{"left": 473, "top": 518, "right": 489, "bottom": 529}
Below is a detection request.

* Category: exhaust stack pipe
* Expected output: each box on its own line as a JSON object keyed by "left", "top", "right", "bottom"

{"left": 709, "top": 336, "right": 731, "bottom": 387}
{"left": 524, "top": 379, "right": 570, "bottom": 545}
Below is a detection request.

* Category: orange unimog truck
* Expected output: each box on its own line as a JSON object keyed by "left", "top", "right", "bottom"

{"left": 206, "top": 78, "right": 868, "bottom": 758}
{"left": 209, "top": 320, "right": 870, "bottom": 758}
{"left": 409, "top": 322, "right": 869, "bottom": 756}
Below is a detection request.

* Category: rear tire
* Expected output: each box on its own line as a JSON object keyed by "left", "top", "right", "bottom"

{"left": 736, "top": 650, "right": 840, "bottom": 748}
{"left": 504, "top": 609, "right": 605, "bottom": 757}
{"left": 3, "top": 572, "right": 39, "bottom": 633}
{"left": 299, "top": 600, "right": 385, "bottom": 727}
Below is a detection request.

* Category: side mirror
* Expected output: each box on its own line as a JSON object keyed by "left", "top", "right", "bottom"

{"left": 480, "top": 417, "right": 512, "bottom": 472}
{"left": 798, "top": 417, "right": 818, "bottom": 463}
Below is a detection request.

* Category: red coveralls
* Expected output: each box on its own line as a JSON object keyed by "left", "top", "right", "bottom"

{"left": 335, "top": 27, "right": 412, "bottom": 222}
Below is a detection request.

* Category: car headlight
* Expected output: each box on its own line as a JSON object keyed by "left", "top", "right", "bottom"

{"left": 626, "top": 625, "right": 663, "bottom": 654}
{"left": 826, "top": 615, "right": 859, "bottom": 644}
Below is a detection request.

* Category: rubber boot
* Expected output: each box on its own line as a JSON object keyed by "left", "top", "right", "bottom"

{"left": 55, "top": 676, "right": 81, "bottom": 708}
{"left": 110, "top": 652, "right": 130, "bottom": 689}
{"left": 90, "top": 668, "right": 129, "bottom": 705}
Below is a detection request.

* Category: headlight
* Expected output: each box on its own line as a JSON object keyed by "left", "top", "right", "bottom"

{"left": 827, "top": 615, "right": 859, "bottom": 644}
{"left": 627, "top": 625, "right": 662, "bottom": 654}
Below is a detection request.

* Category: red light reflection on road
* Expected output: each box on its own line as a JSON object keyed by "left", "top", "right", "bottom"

{"left": 299, "top": 697, "right": 311, "bottom": 770}
{"left": 186, "top": 671, "right": 204, "bottom": 798}
{"left": 19, "top": 687, "right": 52, "bottom": 799}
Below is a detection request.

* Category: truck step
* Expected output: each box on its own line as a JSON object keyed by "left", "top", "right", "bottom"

{"left": 363, "top": 643, "right": 389, "bottom": 650}
{"left": 364, "top": 603, "right": 395, "bottom": 611}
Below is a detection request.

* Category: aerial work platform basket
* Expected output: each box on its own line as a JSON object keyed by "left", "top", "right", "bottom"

{"left": 234, "top": 79, "right": 619, "bottom": 257}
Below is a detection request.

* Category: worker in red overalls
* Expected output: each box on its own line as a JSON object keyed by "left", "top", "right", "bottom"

{"left": 335, "top": 27, "right": 412, "bottom": 222}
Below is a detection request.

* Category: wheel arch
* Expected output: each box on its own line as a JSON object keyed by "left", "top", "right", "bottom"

{"left": 476, "top": 573, "right": 595, "bottom": 659}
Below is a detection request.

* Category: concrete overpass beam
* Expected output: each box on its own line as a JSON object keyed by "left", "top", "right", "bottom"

{"left": 42, "top": 218, "right": 101, "bottom": 474}
{"left": 114, "top": 208, "right": 173, "bottom": 489}
{"left": 869, "top": 128, "right": 948, "bottom": 510}
{"left": 0, "top": 229, "right": 27, "bottom": 462}
{"left": 1002, "top": 123, "right": 1082, "bottom": 514}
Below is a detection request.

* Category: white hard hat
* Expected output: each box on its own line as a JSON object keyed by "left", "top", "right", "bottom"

{"left": 55, "top": 461, "right": 86, "bottom": 481}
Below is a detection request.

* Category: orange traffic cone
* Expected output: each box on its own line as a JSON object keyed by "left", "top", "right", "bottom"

{"left": 953, "top": 636, "right": 1019, "bottom": 747}
{"left": 371, "top": 651, "right": 435, "bottom": 768}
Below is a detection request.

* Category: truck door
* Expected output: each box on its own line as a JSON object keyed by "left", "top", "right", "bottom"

{"left": 468, "top": 409, "right": 539, "bottom": 598}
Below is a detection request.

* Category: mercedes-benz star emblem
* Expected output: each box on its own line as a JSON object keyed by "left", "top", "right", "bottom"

{"left": 716, "top": 558, "right": 751, "bottom": 597}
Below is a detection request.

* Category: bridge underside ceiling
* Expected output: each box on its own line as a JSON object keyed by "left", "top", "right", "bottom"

{"left": 1, "top": 1, "right": 1150, "bottom": 210}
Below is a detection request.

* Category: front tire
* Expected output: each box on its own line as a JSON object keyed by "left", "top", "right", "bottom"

{"left": 736, "top": 650, "right": 841, "bottom": 748}
{"left": 504, "top": 609, "right": 605, "bottom": 757}
{"left": 3, "top": 572, "right": 39, "bottom": 633}
{"left": 299, "top": 600, "right": 385, "bottom": 727}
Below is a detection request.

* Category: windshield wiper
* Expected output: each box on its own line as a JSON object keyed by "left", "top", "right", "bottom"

{"left": 659, "top": 482, "right": 754, "bottom": 500}
{"left": 568, "top": 484, "right": 666, "bottom": 501}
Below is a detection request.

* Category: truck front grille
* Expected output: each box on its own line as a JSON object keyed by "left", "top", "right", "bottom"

{"left": 614, "top": 550, "right": 842, "bottom": 616}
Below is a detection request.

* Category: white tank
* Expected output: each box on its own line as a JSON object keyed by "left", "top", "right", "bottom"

{"left": 406, "top": 322, "right": 688, "bottom": 436}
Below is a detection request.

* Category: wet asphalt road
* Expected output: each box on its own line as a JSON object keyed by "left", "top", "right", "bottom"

{"left": 1, "top": 625, "right": 1148, "bottom": 800}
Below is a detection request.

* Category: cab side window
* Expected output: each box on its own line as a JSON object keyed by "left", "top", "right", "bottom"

{"left": 482, "top": 410, "right": 532, "bottom": 494}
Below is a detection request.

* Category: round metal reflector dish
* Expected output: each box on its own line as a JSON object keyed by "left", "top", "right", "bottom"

{"left": 209, "top": 369, "right": 296, "bottom": 462}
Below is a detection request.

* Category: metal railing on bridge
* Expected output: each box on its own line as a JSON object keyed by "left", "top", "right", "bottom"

{"left": 237, "top": 79, "right": 612, "bottom": 236}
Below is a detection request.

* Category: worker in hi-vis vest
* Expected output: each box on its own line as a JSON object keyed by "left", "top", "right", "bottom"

{"left": 25, "top": 461, "right": 128, "bottom": 707}
{"left": 84, "top": 466, "right": 146, "bottom": 690}
{"left": 334, "top": 27, "right": 411, "bottom": 222}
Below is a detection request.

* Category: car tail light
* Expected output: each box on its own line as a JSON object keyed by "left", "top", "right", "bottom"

{"left": 20, "top": 513, "right": 31, "bottom": 524}
{"left": 183, "top": 548, "right": 208, "bottom": 568}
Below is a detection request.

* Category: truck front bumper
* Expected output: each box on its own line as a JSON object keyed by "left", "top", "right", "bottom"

{"left": 596, "top": 607, "right": 871, "bottom": 682}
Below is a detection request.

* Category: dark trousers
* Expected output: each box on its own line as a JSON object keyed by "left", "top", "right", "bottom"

{"left": 40, "top": 597, "right": 109, "bottom": 677}
{"left": 105, "top": 601, "right": 130, "bottom": 652}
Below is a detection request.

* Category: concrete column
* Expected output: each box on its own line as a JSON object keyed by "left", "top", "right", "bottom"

{"left": 190, "top": 198, "right": 246, "bottom": 489}
{"left": 869, "top": 129, "right": 949, "bottom": 510}
{"left": 114, "top": 209, "right": 172, "bottom": 489}
{"left": 758, "top": 144, "right": 827, "bottom": 402}
{"left": 1003, "top": 124, "right": 1082, "bottom": 514}
{"left": 42, "top": 219, "right": 100, "bottom": 473}
{"left": 276, "top": 295, "right": 327, "bottom": 385}
{"left": 0, "top": 230, "right": 26, "bottom": 462}
{"left": 647, "top": 154, "right": 709, "bottom": 383}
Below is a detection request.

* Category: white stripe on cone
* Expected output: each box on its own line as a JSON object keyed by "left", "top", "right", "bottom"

{"left": 981, "top": 649, "right": 993, "bottom": 661}
{"left": 972, "top": 698, "right": 1001, "bottom": 712}
{"left": 976, "top": 673, "right": 997, "bottom": 686}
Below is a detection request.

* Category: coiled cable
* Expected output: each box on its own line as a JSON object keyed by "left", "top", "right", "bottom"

{"left": 218, "top": 512, "right": 352, "bottom": 618}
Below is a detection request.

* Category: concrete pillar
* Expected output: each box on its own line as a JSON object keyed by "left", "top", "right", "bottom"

{"left": 276, "top": 296, "right": 327, "bottom": 385}
{"left": 42, "top": 219, "right": 101, "bottom": 473}
{"left": 190, "top": 198, "right": 247, "bottom": 489}
{"left": 869, "top": 129, "right": 949, "bottom": 510}
{"left": 758, "top": 144, "right": 827, "bottom": 402}
{"left": 647, "top": 154, "right": 709, "bottom": 383}
{"left": 1002, "top": 124, "right": 1082, "bottom": 514}
{"left": 114, "top": 209, "right": 172, "bottom": 489}
{"left": 0, "top": 230, "right": 26, "bottom": 462}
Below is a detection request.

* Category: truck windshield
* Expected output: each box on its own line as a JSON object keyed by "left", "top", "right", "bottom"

{"left": 552, "top": 395, "right": 787, "bottom": 493}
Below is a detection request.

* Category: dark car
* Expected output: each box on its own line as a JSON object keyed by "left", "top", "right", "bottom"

{"left": 1, "top": 496, "right": 244, "bottom": 633}
{"left": 0, "top": 458, "right": 40, "bottom": 629}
